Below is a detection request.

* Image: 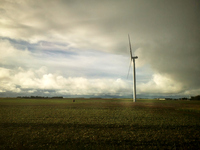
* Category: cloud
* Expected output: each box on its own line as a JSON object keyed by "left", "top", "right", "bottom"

{"left": 0, "top": 67, "right": 10, "bottom": 80}
{"left": 0, "top": 37, "right": 130, "bottom": 79}
{"left": 0, "top": 0, "right": 199, "bottom": 97}
{"left": 0, "top": 39, "right": 34, "bottom": 68}
{"left": 0, "top": 67, "right": 21, "bottom": 93}
{"left": 135, "top": 38, "right": 200, "bottom": 93}
{"left": 137, "top": 74, "right": 183, "bottom": 94}
{"left": 0, "top": 66, "right": 130, "bottom": 96}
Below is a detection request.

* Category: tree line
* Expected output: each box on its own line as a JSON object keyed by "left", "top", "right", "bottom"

{"left": 190, "top": 95, "right": 200, "bottom": 100}
{"left": 17, "top": 96, "right": 63, "bottom": 99}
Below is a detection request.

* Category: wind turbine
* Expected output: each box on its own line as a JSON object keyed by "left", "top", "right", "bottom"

{"left": 127, "top": 35, "right": 138, "bottom": 102}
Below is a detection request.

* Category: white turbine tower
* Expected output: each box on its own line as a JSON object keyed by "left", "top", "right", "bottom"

{"left": 127, "top": 35, "right": 138, "bottom": 102}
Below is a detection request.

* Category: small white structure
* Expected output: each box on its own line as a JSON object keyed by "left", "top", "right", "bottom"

{"left": 158, "top": 98, "right": 166, "bottom": 100}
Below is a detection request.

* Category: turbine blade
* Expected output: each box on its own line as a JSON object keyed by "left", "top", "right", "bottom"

{"left": 127, "top": 59, "right": 132, "bottom": 79}
{"left": 128, "top": 34, "right": 133, "bottom": 58}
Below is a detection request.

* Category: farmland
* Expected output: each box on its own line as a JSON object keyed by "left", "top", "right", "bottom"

{"left": 0, "top": 98, "right": 200, "bottom": 149}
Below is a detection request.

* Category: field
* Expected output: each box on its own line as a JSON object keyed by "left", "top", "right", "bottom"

{"left": 0, "top": 98, "right": 200, "bottom": 149}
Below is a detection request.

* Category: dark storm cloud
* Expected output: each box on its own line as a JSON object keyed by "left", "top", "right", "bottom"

{"left": 130, "top": 0, "right": 200, "bottom": 94}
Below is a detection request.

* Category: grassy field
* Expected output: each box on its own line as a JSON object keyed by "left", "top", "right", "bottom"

{"left": 0, "top": 98, "right": 200, "bottom": 149}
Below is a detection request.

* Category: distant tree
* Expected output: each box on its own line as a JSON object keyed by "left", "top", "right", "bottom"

{"left": 191, "top": 95, "right": 200, "bottom": 100}
{"left": 180, "top": 97, "right": 188, "bottom": 100}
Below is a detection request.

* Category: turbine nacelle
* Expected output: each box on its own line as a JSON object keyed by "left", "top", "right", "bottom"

{"left": 132, "top": 56, "right": 138, "bottom": 59}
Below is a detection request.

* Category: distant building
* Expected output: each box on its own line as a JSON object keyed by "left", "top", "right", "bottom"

{"left": 158, "top": 98, "right": 166, "bottom": 100}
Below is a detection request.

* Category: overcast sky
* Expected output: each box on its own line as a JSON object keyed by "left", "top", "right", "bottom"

{"left": 0, "top": 0, "right": 199, "bottom": 98}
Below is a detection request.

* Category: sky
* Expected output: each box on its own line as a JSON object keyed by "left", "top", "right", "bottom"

{"left": 0, "top": 0, "right": 200, "bottom": 98}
